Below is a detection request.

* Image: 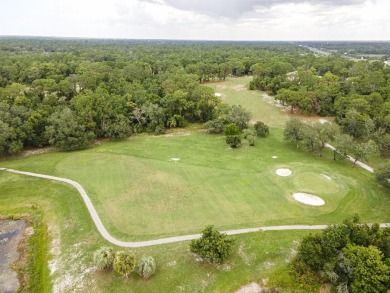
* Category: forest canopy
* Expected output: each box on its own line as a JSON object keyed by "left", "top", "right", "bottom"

{"left": 0, "top": 38, "right": 389, "bottom": 155}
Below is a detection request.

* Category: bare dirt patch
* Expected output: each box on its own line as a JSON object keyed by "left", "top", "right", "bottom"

{"left": 235, "top": 282, "right": 262, "bottom": 293}
{"left": 22, "top": 147, "right": 53, "bottom": 157}
{"left": 158, "top": 132, "right": 191, "bottom": 138}
{"left": 293, "top": 193, "right": 325, "bottom": 206}
{"left": 51, "top": 242, "right": 98, "bottom": 293}
{"left": 275, "top": 168, "right": 292, "bottom": 177}
{"left": 232, "top": 84, "right": 246, "bottom": 91}
{"left": 318, "top": 118, "right": 330, "bottom": 124}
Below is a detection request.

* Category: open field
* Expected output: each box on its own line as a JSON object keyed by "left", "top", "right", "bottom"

{"left": 206, "top": 77, "right": 289, "bottom": 128}
{"left": 1, "top": 76, "right": 389, "bottom": 291}
{"left": 2, "top": 128, "right": 389, "bottom": 242}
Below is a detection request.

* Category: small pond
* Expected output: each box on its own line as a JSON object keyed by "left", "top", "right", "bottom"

{"left": 0, "top": 219, "right": 26, "bottom": 293}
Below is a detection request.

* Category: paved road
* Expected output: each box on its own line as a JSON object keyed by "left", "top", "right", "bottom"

{"left": 1, "top": 168, "right": 389, "bottom": 247}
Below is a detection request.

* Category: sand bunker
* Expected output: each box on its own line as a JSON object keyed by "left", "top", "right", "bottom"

{"left": 293, "top": 193, "right": 325, "bottom": 206}
{"left": 214, "top": 93, "right": 222, "bottom": 97}
{"left": 275, "top": 168, "right": 292, "bottom": 176}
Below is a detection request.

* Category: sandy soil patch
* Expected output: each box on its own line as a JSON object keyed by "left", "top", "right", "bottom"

{"left": 160, "top": 132, "right": 191, "bottom": 138}
{"left": 235, "top": 282, "right": 262, "bottom": 293}
{"left": 275, "top": 168, "right": 292, "bottom": 177}
{"left": 232, "top": 84, "right": 246, "bottom": 91}
{"left": 319, "top": 119, "right": 330, "bottom": 124}
{"left": 293, "top": 193, "right": 325, "bottom": 206}
{"left": 214, "top": 92, "right": 222, "bottom": 97}
{"left": 22, "top": 147, "right": 53, "bottom": 157}
{"left": 51, "top": 242, "right": 97, "bottom": 293}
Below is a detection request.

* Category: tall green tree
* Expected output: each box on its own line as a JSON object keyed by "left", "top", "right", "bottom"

{"left": 45, "top": 107, "right": 95, "bottom": 151}
{"left": 284, "top": 119, "right": 305, "bottom": 147}
{"left": 190, "top": 225, "right": 234, "bottom": 264}
{"left": 341, "top": 245, "right": 389, "bottom": 293}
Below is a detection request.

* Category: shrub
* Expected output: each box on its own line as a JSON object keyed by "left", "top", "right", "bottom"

{"left": 243, "top": 129, "right": 256, "bottom": 139}
{"left": 190, "top": 225, "right": 234, "bottom": 264}
{"left": 204, "top": 119, "right": 225, "bottom": 134}
{"left": 247, "top": 135, "right": 256, "bottom": 146}
{"left": 93, "top": 246, "right": 115, "bottom": 270}
{"left": 254, "top": 121, "right": 269, "bottom": 137}
{"left": 135, "top": 256, "right": 156, "bottom": 279}
{"left": 114, "top": 251, "right": 136, "bottom": 278}
{"left": 153, "top": 124, "right": 166, "bottom": 135}
{"left": 375, "top": 163, "right": 390, "bottom": 185}
{"left": 224, "top": 123, "right": 240, "bottom": 136}
{"left": 226, "top": 135, "right": 241, "bottom": 148}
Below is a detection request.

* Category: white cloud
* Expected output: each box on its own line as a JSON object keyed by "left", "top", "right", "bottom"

{"left": 0, "top": 0, "right": 389, "bottom": 40}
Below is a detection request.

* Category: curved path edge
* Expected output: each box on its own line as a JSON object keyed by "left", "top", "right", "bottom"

{"left": 1, "top": 167, "right": 389, "bottom": 247}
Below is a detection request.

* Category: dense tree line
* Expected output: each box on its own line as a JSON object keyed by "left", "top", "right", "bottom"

{"left": 0, "top": 38, "right": 304, "bottom": 154}
{"left": 0, "top": 39, "right": 278, "bottom": 153}
{"left": 1, "top": 38, "right": 390, "bottom": 156}
{"left": 292, "top": 215, "right": 390, "bottom": 292}
{"left": 250, "top": 50, "right": 390, "bottom": 156}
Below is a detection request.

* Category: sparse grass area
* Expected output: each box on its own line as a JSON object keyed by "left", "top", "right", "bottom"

{"left": 1, "top": 76, "right": 389, "bottom": 292}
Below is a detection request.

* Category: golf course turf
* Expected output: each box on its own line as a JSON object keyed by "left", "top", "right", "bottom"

{"left": 1, "top": 77, "right": 389, "bottom": 292}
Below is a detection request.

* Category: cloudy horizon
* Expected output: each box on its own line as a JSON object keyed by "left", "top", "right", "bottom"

{"left": 1, "top": 0, "right": 389, "bottom": 41}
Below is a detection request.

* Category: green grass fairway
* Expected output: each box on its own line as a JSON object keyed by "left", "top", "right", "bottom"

{"left": 1, "top": 76, "right": 389, "bottom": 291}
{"left": 206, "top": 77, "right": 288, "bottom": 127}
{"left": 2, "top": 128, "right": 389, "bottom": 241}
{"left": 0, "top": 177, "right": 311, "bottom": 292}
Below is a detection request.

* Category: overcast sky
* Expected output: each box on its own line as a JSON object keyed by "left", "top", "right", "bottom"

{"left": 1, "top": 0, "right": 389, "bottom": 40}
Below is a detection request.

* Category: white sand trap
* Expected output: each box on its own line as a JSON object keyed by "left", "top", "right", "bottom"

{"left": 170, "top": 158, "right": 180, "bottom": 162}
{"left": 293, "top": 193, "right": 325, "bottom": 206}
{"left": 272, "top": 156, "right": 278, "bottom": 159}
{"left": 321, "top": 174, "right": 332, "bottom": 180}
{"left": 214, "top": 92, "right": 222, "bottom": 97}
{"left": 276, "top": 168, "right": 292, "bottom": 177}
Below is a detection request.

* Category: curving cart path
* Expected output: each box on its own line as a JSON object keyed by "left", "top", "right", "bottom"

{"left": 325, "top": 143, "right": 374, "bottom": 173}
{"left": 1, "top": 167, "right": 389, "bottom": 247}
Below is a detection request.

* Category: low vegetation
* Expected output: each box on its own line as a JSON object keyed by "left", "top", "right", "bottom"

{"left": 114, "top": 251, "right": 137, "bottom": 278}
{"left": 135, "top": 256, "right": 156, "bottom": 279}
{"left": 93, "top": 246, "right": 115, "bottom": 270}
